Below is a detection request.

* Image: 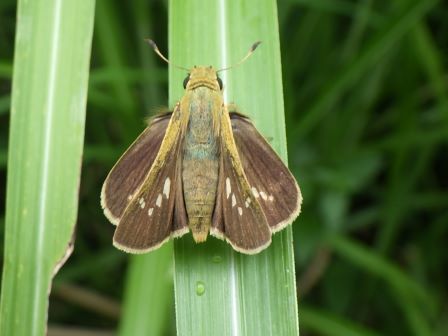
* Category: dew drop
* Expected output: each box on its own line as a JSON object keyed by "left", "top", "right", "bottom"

{"left": 196, "top": 281, "right": 206, "bottom": 296}
{"left": 211, "top": 255, "right": 223, "bottom": 263}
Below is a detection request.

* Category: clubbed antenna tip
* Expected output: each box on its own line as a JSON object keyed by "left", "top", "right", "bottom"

{"left": 217, "top": 41, "right": 262, "bottom": 73}
{"left": 251, "top": 41, "right": 262, "bottom": 52}
{"left": 144, "top": 38, "right": 189, "bottom": 71}
{"left": 145, "top": 39, "right": 158, "bottom": 51}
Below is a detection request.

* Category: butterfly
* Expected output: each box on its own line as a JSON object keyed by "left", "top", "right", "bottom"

{"left": 101, "top": 41, "right": 302, "bottom": 254}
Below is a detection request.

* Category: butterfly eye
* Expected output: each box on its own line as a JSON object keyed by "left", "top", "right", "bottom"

{"left": 217, "top": 76, "right": 223, "bottom": 90}
{"left": 183, "top": 74, "right": 190, "bottom": 89}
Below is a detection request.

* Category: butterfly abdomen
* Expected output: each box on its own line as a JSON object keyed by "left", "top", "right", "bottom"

{"left": 182, "top": 88, "right": 222, "bottom": 242}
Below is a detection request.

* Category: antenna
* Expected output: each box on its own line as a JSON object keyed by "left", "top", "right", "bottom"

{"left": 145, "top": 39, "right": 189, "bottom": 72}
{"left": 217, "top": 41, "right": 261, "bottom": 73}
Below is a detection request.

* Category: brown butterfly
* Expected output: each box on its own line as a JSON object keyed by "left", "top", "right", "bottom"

{"left": 101, "top": 41, "right": 302, "bottom": 254}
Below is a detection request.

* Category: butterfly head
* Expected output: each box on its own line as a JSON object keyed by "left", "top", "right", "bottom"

{"left": 183, "top": 66, "right": 223, "bottom": 91}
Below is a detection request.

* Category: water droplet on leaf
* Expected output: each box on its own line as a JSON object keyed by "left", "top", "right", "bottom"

{"left": 196, "top": 281, "right": 205, "bottom": 296}
{"left": 211, "top": 255, "right": 223, "bottom": 263}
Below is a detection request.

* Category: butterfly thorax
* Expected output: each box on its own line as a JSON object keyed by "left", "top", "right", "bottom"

{"left": 182, "top": 86, "right": 222, "bottom": 242}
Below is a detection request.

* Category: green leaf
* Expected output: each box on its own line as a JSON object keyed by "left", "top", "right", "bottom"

{"left": 0, "top": 61, "right": 12, "bottom": 78}
{"left": 328, "top": 235, "right": 437, "bottom": 326}
{"left": 0, "top": 95, "right": 11, "bottom": 116}
{"left": 116, "top": 2, "right": 174, "bottom": 335}
{"left": 0, "top": 0, "right": 95, "bottom": 335}
{"left": 118, "top": 245, "right": 174, "bottom": 336}
{"left": 169, "top": 1, "right": 299, "bottom": 335}
{"left": 95, "top": 0, "right": 140, "bottom": 136}
{"left": 300, "top": 305, "right": 381, "bottom": 336}
{"left": 292, "top": 0, "right": 438, "bottom": 138}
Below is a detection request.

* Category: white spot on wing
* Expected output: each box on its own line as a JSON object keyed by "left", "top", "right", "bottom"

{"left": 238, "top": 207, "right": 242, "bottom": 216}
{"left": 163, "top": 178, "right": 171, "bottom": 198}
{"left": 268, "top": 195, "right": 274, "bottom": 201}
{"left": 156, "top": 194, "right": 162, "bottom": 207}
{"left": 226, "top": 178, "right": 231, "bottom": 199}
{"left": 251, "top": 187, "right": 259, "bottom": 198}
{"left": 148, "top": 208, "right": 154, "bottom": 216}
{"left": 140, "top": 201, "right": 146, "bottom": 209}
{"left": 260, "top": 191, "right": 267, "bottom": 200}
{"left": 128, "top": 194, "right": 133, "bottom": 201}
{"left": 232, "top": 194, "right": 236, "bottom": 207}
{"left": 245, "top": 197, "right": 251, "bottom": 208}
{"left": 138, "top": 197, "right": 144, "bottom": 204}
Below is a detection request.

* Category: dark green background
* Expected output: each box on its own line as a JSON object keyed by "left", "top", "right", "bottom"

{"left": 0, "top": 0, "right": 447, "bottom": 335}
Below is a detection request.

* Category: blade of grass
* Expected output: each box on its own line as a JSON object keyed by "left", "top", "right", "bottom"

{"left": 289, "top": 0, "right": 383, "bottom": 25}
{"left": 411, "top": 24, "right": 448, "bottom": 118}
{"left": 392, "top": 285, "right": 433, "bottom": 336}
{"left": 291, "top": 0, "right": 437, "bottom": 139}
{"left": 170, "top": 1, "right": 299, "bottom": 335}
{"left": 300, "top": 305, "right": 381, "bottom": 336}
{"left": 0, "top": 61, "right": 12, "bottom": 78}
{"left": 118, "top": 245, "right": 173, "bottom": 336}
{"left": 117, "top": 3, "right": 174, "bottom": 335}
{"left": 95, "top": 0, "right": 139, "bottom": 137}
{"left": 0, "top": 0, "right": 95, "bottom": 335}
{"left": 131, "top": 0, "right": 165, "bottom": 112}
{"left": 0, "top": 95, "right": 10, "bottom": 116}
{"left": 0, "top": 150, "right": 6, "bottom": 167}
{"left": 328, "top": 235, "right": 436, "bottom": 316}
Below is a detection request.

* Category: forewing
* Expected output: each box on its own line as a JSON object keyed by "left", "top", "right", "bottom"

{"left": 101, "top": 113, "right": 172, "bottom": 225}
{"left": 113, "top": 105, "right": 189, "bottom": 253}
{"left": 230, "top": 112, "right": 302, "bottom": 232}
{"left": 211, "top": 109, "right": 271, "bottom": 254}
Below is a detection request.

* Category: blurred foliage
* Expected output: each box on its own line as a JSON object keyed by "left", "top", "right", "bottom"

{"left": 1, "top": 0, "right": 447, "bottom": 335}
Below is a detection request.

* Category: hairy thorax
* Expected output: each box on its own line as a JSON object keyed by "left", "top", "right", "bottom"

{"left": 182, "top": 87, "right": 221, "bottom": 242}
